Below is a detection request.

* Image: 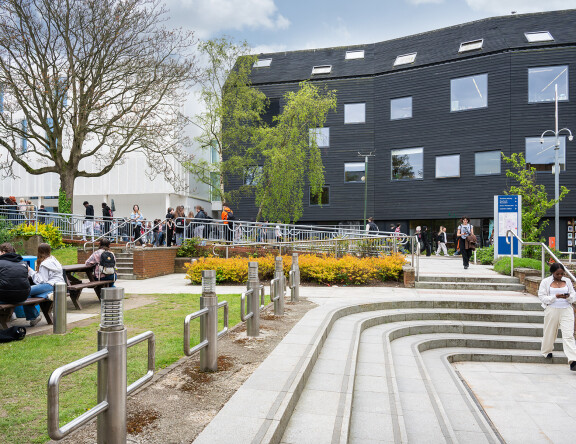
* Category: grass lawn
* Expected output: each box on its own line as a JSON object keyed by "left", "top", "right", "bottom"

{"left": 51, "top": 245, "right": 79, "bottom": 266}
{"left": 0, "top": 293, "right": 241, "bottom": 444}
{"left": 493, "top": 257, "right": 542, "bottom": 275}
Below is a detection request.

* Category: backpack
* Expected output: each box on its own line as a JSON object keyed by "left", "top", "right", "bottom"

{"left": 368, "top": 222, "right": 378, "bottom": 232}
{"left": 99, "top": 251, "right": 116, "bottom": 275}
{"left": 0, "top": 326, "right": 26, "bottom": 343}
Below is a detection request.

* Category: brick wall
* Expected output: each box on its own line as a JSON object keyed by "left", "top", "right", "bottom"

{"left": 133, "top": 247, "right": 177, "bottom": 279}
{"left": 402, "top": 265, "right": 415, "bottom": 288}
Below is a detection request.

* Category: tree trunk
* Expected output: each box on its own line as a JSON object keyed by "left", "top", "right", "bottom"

{"left": 59, "top": 173, "right": 75, "bottom": 213}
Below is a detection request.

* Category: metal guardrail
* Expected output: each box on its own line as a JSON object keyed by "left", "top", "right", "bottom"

{"left": 240, "top": 262, "right": 265, "bottom": 337}
{"left": 270, "top": 256, "right": 286, "bottom": 316}
{"left": 289, "top": 253, "right": 300, "bottom": 302}
{"left": 47, "top": 288, "right": 155, "bottom": 442}
{"left": 505, "top": 229, "right": 576, "bottom": 282}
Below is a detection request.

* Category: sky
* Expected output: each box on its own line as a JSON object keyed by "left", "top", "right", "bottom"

{"left": 165, "top": 0, "right": 576, "bottom": 53}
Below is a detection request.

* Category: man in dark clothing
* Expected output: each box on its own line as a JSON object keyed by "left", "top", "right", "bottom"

{"left": 102, "top": 203, "right": 113, "bottom": 238}
{"left": 165, "top": 207, "right": 175, "bottom": 247}
{"left": 37, "top": 205, "right": 49, "bottom": 224}
{"left": 0, "top": 242, "right": 31, "bottom": 304}
{"left": 83, "top": 201, "right": 94, "bottom": 241}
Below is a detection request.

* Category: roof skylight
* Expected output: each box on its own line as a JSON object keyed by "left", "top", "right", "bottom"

{"left": 253, "top": 58, "right": 272, "bottom": 68}
{"left": 345, "top": 50, "right": 365, "bottom": 60}
{"left": 312, "top": 65, "right": 332, "bottom": 75}
{"left": 459, "top": 39, "right": 484, "bottom": 53}
{"left": 394, "top": 53, "right": 417, "bottom": 66}
{"left": 525, "top": 31, "right": 554, "bottom": 43}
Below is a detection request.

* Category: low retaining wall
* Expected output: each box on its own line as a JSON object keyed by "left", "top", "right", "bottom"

{"left": 133, "top": 248, "right": 177, "bottom": 279}
{"left": 513, "top": 268, "right": 541, "bottom": 296}
{"left": 403, "top": 265, "right": 415, "bottom": 288}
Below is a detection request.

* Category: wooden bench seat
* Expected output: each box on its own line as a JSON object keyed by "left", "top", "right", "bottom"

{"left": 67, "top": 280, "right": 112, "bottom": 310}
{"left": 0, "top": 298, "right": 53, "bottom": 329}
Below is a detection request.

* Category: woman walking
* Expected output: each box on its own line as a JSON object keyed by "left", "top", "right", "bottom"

{"left": 435, "top": 226, "right": 448, "bottom": 256}
{"left": 174, "top": 205, "right": 186, "bottom": 246}
{"left": 130, "top": 204, "right": 144, "bottom": 245}
{"left": 457, "top": 217, "right": 473, "bottom": 269}
{"left": 538, "top": 263, "right": 576, "bottom": 370}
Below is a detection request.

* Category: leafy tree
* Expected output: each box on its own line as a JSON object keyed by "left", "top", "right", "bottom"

{"left": 187, "top": 37, "right": 267, "bottom": 201}
{"left": 0, "top": 0, "right": 196, "bottom": 211}
{"left": 253, "top": 81, "right": 337, "bottom": 222}
{"left": 502, "top": 152, "right": 569, "bottom": 245}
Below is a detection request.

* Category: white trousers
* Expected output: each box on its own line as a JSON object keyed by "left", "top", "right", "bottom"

{"left": 541, "top": 306, "right": 576, "bottom": 363}
{"left": 83, "top": 220, "right": 94, "bottom": 240}
{"left": 436, "top": 242, "right": 448, "bottom": 256}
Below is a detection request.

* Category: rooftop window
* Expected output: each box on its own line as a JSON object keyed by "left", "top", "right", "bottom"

{"left": 525, "top": 31, "right": 554, "bottom": 43}
{"left": 459, "top": 39, "right": 484, "bottom": 53}
{"left": 253, "top": 58, "right": 272, "bottom": 68}
{"left": 345, "top": 50, "right": 365, "bottom": 60}
{"left": 394, "top": 53, "right": 417, "bottom": 67}
{"left": 312, "top": 65, "right": 332, "bottom": 75}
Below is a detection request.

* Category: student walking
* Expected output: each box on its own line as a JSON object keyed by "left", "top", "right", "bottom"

{"left": 457, "top": 217, "right": 474, "bottom": 269}
{"left": 435, "top": 226, "right": 448, "bottom": 256}
{"left": 82, "top": 201, "right": 95, "bottom": 241}
{"left": 130, "top": 205, "right": 144, "bottom": 245}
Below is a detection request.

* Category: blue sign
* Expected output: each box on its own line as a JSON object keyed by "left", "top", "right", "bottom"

{"left": 495, "top": 195, "right": 520, "bottom": 256}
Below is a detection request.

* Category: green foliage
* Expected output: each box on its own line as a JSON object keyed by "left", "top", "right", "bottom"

{"left": 58, "top": 188, "right": 72, "bottom": 214}
{"left": 493, "top": 257, "right": 542, "bottom": 275}
{"left": 0, "top": 216, "right": 13, "bottom": 244}
{"left": 176, "top": 237, "right": 210, "bottom": 258}
{"left": 254, "top": 82, "right": 338, "bottom": 222}
{"left": 502, "top": 152, "right": 569, "bottom": 249}
{"left": 9, "top": 223, "right": 64, "bottom": 249}
{"left": 475, "top": 245, "right": 494, "bottom": 265}
{"left": 51, "top": 245, "right": 79, "bottom": 266}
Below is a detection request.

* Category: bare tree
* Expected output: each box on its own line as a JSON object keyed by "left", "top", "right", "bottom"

{"left": 0, "top": 0, "right": 197, "bottom": 210}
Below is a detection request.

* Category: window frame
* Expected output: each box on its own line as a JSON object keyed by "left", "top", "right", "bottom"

{"left": 528, "top": 65, "right": 569, "bottom": 103}
{"left": 394, "top": 52, "right": 417, "bottom": 66}
{"left": 391, "top": 147, "right": 424, "bottom": 181}
{"left": 309, "top": 186, "right": 330, "bottom": 206}
{"left": 244, "top": 165, "right": 263, "bottom": 186}
{"left": 525, "top": 31, "right": 554, "bottom": 43}
{"left": 311, "top": 65, "right": 332, "bottom": 75}
{"left": 474, "top": 150, "right": 502, "bottom": 176}
{"left": 309, "top": 127, "right": 330, "bottom": 148}
{"left": 344, "top": 103, "right": 366, "bottom": 124}
{"left": 435, "top": 154, "right": 460, "bottom": 179}
{"left": 525, "top": 136, "right": 567, "bottom": 173}
{"left": 459, "top": 39, "right": 484, "bottom": 53}
{"left": 450, "top": 73, "right": 488, "bottom": 112}
{"left": 345, "top": 50, "right": 365, "bottom": 60}
{"left": 253, "top": 58, "right": 272, "bottom": 68}
{"left": 344, "top": 162, "right": 365, "bottom": 183}
{"left": 390, "top": 96, "right": 413, "bottom": 120}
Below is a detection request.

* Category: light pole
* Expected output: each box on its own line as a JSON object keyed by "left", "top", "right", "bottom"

{"left": 540, "top": 84, "right": 573, "bottom": 245}
{"left": 358, "top": 152, "right": 374, "bottom": 228}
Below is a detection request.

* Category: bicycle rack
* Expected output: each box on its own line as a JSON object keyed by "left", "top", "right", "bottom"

{"left": 47, "top": 287, "right": 155, "bottom": 443}
{"left": 184, "top": 270, "right": 229, "bottom": 371}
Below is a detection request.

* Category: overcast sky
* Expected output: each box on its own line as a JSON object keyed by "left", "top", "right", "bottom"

{"left": 166, "top": 0, "right": 576, "bottom": 53}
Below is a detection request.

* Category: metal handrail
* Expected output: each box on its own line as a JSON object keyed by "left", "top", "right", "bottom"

{"left": 270, "top": 278, "right": 280, "bottom": 302}
{"left": 217, "top": 301, "right": 229, "bottom": 338}
{"left": 240, "top": 289, "right": 254, "bottom": 321}
{"left": 126, "top": 218, "right": 169, "bottom": 249}
{"left": 126, "top": 331, "right": 155, "bottom": 395}
{"left": 183, "top": 302, "right": 229, "bottom": 355}
{"left": 505, "top": 230, "right": 576, "bottom": 282}
{"left": 83, "top": 219, "right": 131, "bottom": 252}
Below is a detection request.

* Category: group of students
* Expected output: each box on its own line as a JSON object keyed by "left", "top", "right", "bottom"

{"left": 0, "top": 239, "right": 116, "bottom": 327}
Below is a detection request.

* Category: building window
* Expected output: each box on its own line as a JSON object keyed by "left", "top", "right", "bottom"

{"left": 244, "top": 166, "right": 263, "bottom": 185}
{"left": 310, "top": 186, "right": 330, "bottom": 206}
{"left": 459, "top": 39, "right": 484, "bottom": 53}
{"left": 526, "top": 136, "right": 566, "bottom": 172}
{"left": 262, "top": 98, "right": 280, "bottom": 126}
{"left": 450, "top": 73, "right": 488, "bottom": 111}
{"left": 394, "top": 52, "right": 417, "bottom": 66}
{"left": 21, "top": 119, "right": 27, "bottom": 153}
{"left": 344, "top": 103, "right": 365, "bottom": 124}
{"left": 312, "top": 65, "right": 332, "bottom": 75}
{"left": 435, "top": 154, "right": 460, "bottom": 178}
{"left": 525, "top": 31, "right": 554, "bottom": 43}
{"left": 475, "top": 151, "right": 501, "bottom": 175}
{"left": 309, "top": 127, "right": 329, "bottom": 148}
{"left": 210, "top": 172, "right": 220, "bottom": 201}
{"left": 390, "top": 97, "right": 412, "bottom": 120}
{"left": 391, "top": 147, "right": 423, "bottom": 180}
{"left": 210, "top": 141, "right": 219, "bottom": 163}
{"left": 345, "top": 50, "right": 364, "bottom": 60}
{"left": 253, "top": 58, "right": 272, "bottom": 68}
{"left": 344, "top": 162, "right": 365, "bottom": 183}
{"left": 528, "top": 66, "right": 568, "bottom": 103}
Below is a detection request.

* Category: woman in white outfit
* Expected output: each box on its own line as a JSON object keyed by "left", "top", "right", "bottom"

{"left": 538, "top": 262, "right": 576, "bottom": 371}
{"left": 435, "top": 226, "right": 448, "bottom": 256}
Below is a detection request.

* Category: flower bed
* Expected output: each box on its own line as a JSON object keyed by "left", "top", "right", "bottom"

{"left": 185, "top": 254, "right": 406, "bottom": 286}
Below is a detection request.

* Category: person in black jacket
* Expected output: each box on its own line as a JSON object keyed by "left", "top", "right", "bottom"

{"left": 82, "top": 201, "right": 95, "bottom": 241}
{"left": 102, "top": 203, "right": 112, "bottom": 238}
{"left": 0, "top": 242, "right": 31, "bottom": 306}
{"left": 165, "top": 207, "right": 175, "bottom": 247}
{"left": 422, "top": 226, "right": 432, "bottom": 256}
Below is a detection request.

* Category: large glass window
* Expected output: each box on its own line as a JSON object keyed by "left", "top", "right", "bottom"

{"left": 391, "top": 147, "right": 423, "bottom": 180}
{"left": 450, "top": 74, "right": 488, "bottom": 111}
{"left": 526, "top": 136, "right": 566, "bottom": 172}
{"left": 528, "top": 66, "right": 568, "bottom": 103}
{"left": 475, "top": 151, "right": 501, "bottom": 175}
{"left": 391, "top": 97, "right": 412, "bottom": 120}
{"left": 244, "top": 166, "right": 263, "bottom": 185}
{"left": 310, "top": 186, "right": 330, "bottom": 206}
{"left": 210, "top": 172, "right": 219, "bottom": 201}
{"left": 435, "top": 154, "right": 460, "bottom": 178}
{"left": 309, "top": 127, "right": 330, "bottom": 148}
{"left": 253, "top": 58, "right": 272, "bottom": 68}
{"left": 344, "top": 162, "right": 365, "bottom": 183}
{"left": 344, "top": 103, "right": 365, "bottom": 124}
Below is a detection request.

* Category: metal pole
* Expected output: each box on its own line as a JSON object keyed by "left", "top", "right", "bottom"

{"left": 200, "top": 270, "right": 218, "bottom": 372}
{"left": 53, "top": 282, "right": 67, "bottom": 334}
{"left": 554, "top": 84, "right": 560, "bottom": 245}
{"left": 97, "top": 287, "right": 127, "bottom": 444}
{"left": 274, "top": 256, "right": 285, "bottom": 316}
{"left": 290, "top": 253, "right": 300, "bottom": 302}
{"left": 364, "top": 155, "right": 368, "bottom": 227}
{"left": 246, "top": 262, "right": 260, "bottom": 337}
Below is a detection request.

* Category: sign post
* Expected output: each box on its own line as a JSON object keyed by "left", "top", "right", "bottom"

{"left": 494, "top": 195, "right": 522, "bottom": 260}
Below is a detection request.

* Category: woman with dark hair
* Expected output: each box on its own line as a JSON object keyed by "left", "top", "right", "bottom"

{"left": 174, "top": 205, "right": 186, "bottom": 246}
{"left": 538, "top": 262, "right": 576, "bottom": 370}
{"left": 85, "top": 238, "right": 117, "bottom": 286}
{"left": 130, "top": 204, "right": 144, "bottom": 245}
{"left": 457, "top": 216, "right": 474, "bottom": 269}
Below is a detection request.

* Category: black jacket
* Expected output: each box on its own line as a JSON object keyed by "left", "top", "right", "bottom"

{"left": 85, "top": 204, "right": 94, "bottom": 220}
{"left": 0, "top": 253, "right": 31, "bottom": 303}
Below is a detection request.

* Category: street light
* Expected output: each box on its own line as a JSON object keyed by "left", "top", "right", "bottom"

{"left": 539, "top": 84, "right": 573, "bottom": 245}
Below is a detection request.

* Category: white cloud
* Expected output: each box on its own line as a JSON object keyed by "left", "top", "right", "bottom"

{"left": 167, "top": 0, "right": 290, "bottom": 38}
{"left": 464, "top": 0, "right": 576, "bottom": 14}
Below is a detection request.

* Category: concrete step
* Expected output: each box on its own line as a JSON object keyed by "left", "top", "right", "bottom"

{"left": 116, "top": 273, "right": 137, "bottom": 280}
{"left": 415, "top": 281, "right": 525, "bottom": 291}
{"left": 418, "top": 275, "right": 520, "bottom": 284}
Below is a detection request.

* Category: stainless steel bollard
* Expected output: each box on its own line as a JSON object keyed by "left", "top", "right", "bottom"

{"left": 290, "top": 253, "right": 300, "bottom": 302}
{"left": 200, "top": 270, "right": 218, "bottom": 372}
{"left": 274, "top": 256, "right": 285, "bottom": 316}
{"left": 97, "top": 288, "right": 127, "bottom": 444}
{"left": 246, "top": 262, "right": 260, "bottom": 337}
{"left": 53, "top": 282, "right": 67, "bottom": 334}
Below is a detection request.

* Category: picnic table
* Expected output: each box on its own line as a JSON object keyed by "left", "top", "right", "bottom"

{"left": 62, "top": 264, "right": 112, "bottom": 310}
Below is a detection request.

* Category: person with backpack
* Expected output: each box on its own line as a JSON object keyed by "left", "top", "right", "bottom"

{"left": 0, "top": 242, "right": 31, "bottom": 319}
{"left": 85, "top": 238, "right": 117, "bottom": 286}
{"left": 221, "top": 204, "right": 235, "bottom": 242}
{"left": 194, "top": 205, "right": 208, "bottom": 238}
{"left": 366, "top": 217, "right": 378, "bottom": 233}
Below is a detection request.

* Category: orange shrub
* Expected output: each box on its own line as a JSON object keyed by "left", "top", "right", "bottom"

{"left": 185, "top": 254, "right": 406, "bottom": 285}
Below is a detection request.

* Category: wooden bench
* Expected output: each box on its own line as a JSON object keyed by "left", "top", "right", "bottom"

{"left": 0, "top": 298, "right": 53, "bottom": 329}
{"left": 63, "top": 264, "right": 113, "bottom": 310}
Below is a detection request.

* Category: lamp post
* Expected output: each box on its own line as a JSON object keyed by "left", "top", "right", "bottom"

{"left": 358, "top": 152, "right": 374, "bottom": 228}
{"left": 540, "top": 84, "right": 573, "bottom": 245}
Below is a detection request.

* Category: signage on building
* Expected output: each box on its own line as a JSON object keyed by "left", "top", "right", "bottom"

{"left": 494, "top": 195, "right": 522, "bottom": 258}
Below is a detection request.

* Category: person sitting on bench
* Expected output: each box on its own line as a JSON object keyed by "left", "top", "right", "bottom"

{"left": 0, "top": 243, "right": 32, "bottom": 323}
{"left": 27, "top": 243, "right": 65, "bottom": 325}
{"left": 85, "top": 238, "right": 117, "bottom": 286}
